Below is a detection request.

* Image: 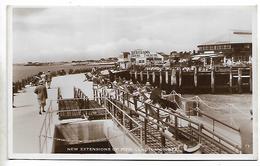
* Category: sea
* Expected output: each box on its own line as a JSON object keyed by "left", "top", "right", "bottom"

{"left": 13, "top": 63, "right": 113, "bottom": 82}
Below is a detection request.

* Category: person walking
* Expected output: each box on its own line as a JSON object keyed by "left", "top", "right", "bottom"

{"left": 34, "top": 80, "right": 48, "bottom": 115}
{"left": 40, "top": 72, "right": 47, "bottom": 84}
{"left": 46, "top": 70, "right": 52, "bottom": 89}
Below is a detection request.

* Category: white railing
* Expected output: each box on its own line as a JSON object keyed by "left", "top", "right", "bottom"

{"left": 39, "top": 100, "right": 54, "bottom": 153}
{"left": 39, "top": 97, "right": 143, "bottom": 153}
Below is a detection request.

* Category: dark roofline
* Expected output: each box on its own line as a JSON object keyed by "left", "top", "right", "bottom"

{"left": 197, "top": 42, "right": 252, "bottom": 47}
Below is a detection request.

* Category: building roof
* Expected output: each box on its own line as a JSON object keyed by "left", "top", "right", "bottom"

{"left": 198, "top": 31, "right": 252, "bottom": 46}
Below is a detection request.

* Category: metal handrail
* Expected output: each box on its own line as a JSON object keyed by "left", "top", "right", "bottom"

{"left": 94, "top": 85, "right": 242, "bottom": 153}
{"left": 200, "top": 125, "right": 241, "bottom": 152}
{"left": 190, "top": 126, "right": 240, "bottom": 154}
{"left": 39, "top": 100, "right": 53, "bottom": 153}
{"left": 105, "top": 98, "right": 142, "bottom": 128}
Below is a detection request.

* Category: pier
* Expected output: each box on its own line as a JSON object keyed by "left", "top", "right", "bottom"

{"left": 110, "top": 67, "right": 252, "bottom": 94}
{"left": 13, "top": 73, "right": 252, "bottom": 154}
{"left": 36, "top": 73, "right": 251, "bottom": 154}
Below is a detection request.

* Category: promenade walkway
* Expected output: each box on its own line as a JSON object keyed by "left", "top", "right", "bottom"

{"left": 13, "top": 73, "right": 89, "bottom": 153}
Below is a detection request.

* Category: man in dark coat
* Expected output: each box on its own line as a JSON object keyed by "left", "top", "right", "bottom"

{"left": 150, "top": 86, "right": 162, "bottom": 104}
{"left": 34, "top": 80, "right": 48, "bottom": 115}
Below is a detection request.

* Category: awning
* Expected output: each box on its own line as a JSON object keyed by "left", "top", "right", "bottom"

{"left": 100, "top": 70, "right": 110, "bottom": 75}
{"left": 192, "top": 57, "right": 201, "bottom": 61}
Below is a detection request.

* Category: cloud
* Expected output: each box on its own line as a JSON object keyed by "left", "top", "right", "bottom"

{"left": 84, "top": 38, "right": 175, "bottom": 58}
{"left": 12, "top": 7, "right": 254, "bottom": 63}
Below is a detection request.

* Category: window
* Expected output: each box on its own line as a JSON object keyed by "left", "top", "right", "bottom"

{"left": 139, "top": 60, "right": 145, "bottom": 63}
{"left": 227, "top": 44, "right": 231, "bottom": 49}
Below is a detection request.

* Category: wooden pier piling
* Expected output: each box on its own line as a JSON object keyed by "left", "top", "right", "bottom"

{"left": 140, "top": 71, "right": 143, "bottom": 82}
{"left": 238, "top": 68, "right": 242, "bottom": 93}
{"left": 178, "top": 68, "right": 182, "bottom": 88}
{"left": 249, "top": 67, "right": 252, "bottom": 92}
{"left": 147, "top": 70, "right": 149, "bottom": 81}
{"left": 229, "top": 67, "right": 233, "bottom": 93}
{"left": 113, "top": 67, "right": 252, "bottom": 94}
{"left": 159, "top": 71, "right": 162, "bottom": 85}
{"left": 171, "top": 69, "right": 177, "bottom": 86}
{"left": 165, "top": 70, "right": 169, "bottom": 84}
{"left": 153, "top": 71, "right": 156, "bottom": 84}
{"left": 211, "top": 68, "right": 215, "bottom": 93}
{"left": 194, "top": 67, "right": 198, "bottom": 89}
{"left": 135, "top": 71, "right": 137, "bottom": 82}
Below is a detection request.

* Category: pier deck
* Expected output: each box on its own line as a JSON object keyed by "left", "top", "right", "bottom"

{"left": 13, "top": 73, "right": 252, "bottom": 154}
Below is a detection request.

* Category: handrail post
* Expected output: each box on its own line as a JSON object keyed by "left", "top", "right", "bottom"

{"left": 99, "top": 92, "right": 102, "bottom": 105}
{"left": 212, "top": 120, "right": 215, "bottom": 139}
{"left": 93, "top": 88, "right": 96, "bottom": 101}
{"left": 127, "top": 93, "right": 130, "bottom": 108}
{"left": 161, "top": 129, "right": 166, "bottom": 153}
{"left": 174, "top": 115, "right": 179, "bottom": 140}
{"left": 157, "top": 108, "right": 160, "bottom": 130}
{"left": 144, "top": 103, "right": 148, "bottom": 144}
{"left": 122, "top": 113, "right": 125, "bottom": 127}
{"left": 104, "top": 98, "right": 108, "bottom": 119}
{"left": 134, "top": 96, "right": 138, "bottom": 116}
{"left": 123, "top": 91, "right": 125, "bottom": 105}
{"left": 128, "top": 93, "right": 132, "bottom": 130}
{"left": 117, "top": 89, "right": 120, "bottom": 101}
{"left": 198, "top": 123, "right": 203, "bottom": 143}
{"left": 249, "top": 67, "right": 252, "bottom": 93}
{"left": 140, "top": 127, "right": 143, "bottom": 145}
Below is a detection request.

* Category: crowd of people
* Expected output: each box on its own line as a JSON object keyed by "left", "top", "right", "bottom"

{"left": 90, "top": 67, "right": 179, "bottom": 114}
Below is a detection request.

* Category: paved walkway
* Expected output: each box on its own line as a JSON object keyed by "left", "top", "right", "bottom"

{"left": 13, "top": 73, "right": 92, "bottom": 153}
{"left": 13, "top": 86, "right": 57, "bottom": 153}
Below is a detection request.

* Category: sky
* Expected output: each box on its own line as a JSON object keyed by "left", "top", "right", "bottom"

{"left": 12, "top": 6, "right": 254, "bottom": 63}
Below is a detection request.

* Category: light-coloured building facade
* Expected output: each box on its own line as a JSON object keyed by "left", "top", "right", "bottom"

{"left": 130, "top": 49, "right": 164, "bottom": 66}
{"left": 117, "top": 52, "right": 131, "bottom": 70}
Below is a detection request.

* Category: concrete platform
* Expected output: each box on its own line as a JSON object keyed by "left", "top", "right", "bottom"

{"left": 13, "top": 86, "right": 57, "bottom": 153}
{"left": 13, "top": 73, "right": 88, "bottom": 153}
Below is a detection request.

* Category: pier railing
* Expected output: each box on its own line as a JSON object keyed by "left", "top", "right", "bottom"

{"left": 39, "top": 84, "right": 243, "bottom": 154}
{"left": 93, "top": 84, "right": 242, "bottom": 154}
{"left": 39, "top": 87, "right": 143, "bottom": 153}
{"left": 39, "top": 100, "right": 54, "bottom": 153}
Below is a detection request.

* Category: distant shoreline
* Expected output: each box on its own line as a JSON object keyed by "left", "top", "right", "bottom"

{"left": 13, "top": 62, "right": 115, "bottom": 82}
